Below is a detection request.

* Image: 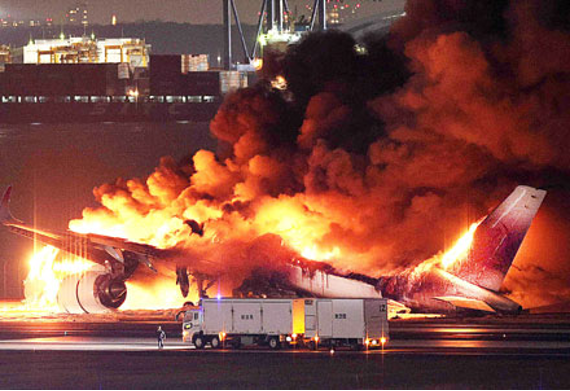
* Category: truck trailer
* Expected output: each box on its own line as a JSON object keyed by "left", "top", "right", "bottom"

{"left": 182, "top": 298, "right": 305, "bottom": 349}
{"left": 303, "top": 298, "right": 389, "bottom": 350}
{"left": 182, "top": 297, "right": 389, "bottom": 350}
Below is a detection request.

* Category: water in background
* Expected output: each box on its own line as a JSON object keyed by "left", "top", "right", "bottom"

{"left": 0, "top": 121, "right": 215, "bottom": 298}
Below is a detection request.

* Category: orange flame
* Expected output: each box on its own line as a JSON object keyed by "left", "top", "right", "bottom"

{"left": 409, "top": 220, "right": 482, "bottom": 278}
{"left": 122, "top": 280, "right": 199, "bottom": 310}
{"left": 440, "top": 221, "right": 480, "bottom": 269}
{"left": 23, "top": 245, "right": 93, "bottom": 311}
{"left": 21, "top": 245, "right": 198, "bottom": 312}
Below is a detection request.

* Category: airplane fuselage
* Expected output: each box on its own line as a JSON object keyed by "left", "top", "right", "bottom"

{"left": 0, "top": 184, "right": 546, "bottom": 314}
{"left": 377, "top": 267, "right": 521, "bottom": 314}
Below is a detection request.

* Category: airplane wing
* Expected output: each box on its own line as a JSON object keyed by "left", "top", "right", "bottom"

{"left": 433, "top": 296, "right": 496, "bottom": 313}
{"left": 0, "top": 185, "right": 20, "bottom": 225}
{"left": 1, "top": 186, "right": 225, "bottom": 312}
{"left": 0, "top": 185, "right": 161, "bottom": 274}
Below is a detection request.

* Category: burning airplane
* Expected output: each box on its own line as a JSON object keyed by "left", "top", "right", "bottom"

{"left": 0, "top": 184, "right": 546, "bottom": 315}
{"left": 2, "top": 0, "right": 568, "bottom": 316}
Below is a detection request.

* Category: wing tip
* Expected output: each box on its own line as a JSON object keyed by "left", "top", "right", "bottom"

{"left": 1, "top": 185, "right": 12, "bottom": 207}
{"left": 1, "top": 185, "right": 23, "bottom": 225}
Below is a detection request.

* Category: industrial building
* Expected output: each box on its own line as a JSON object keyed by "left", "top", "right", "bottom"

{"left": 18, "top": 37, "right": 150, "bottom": 67}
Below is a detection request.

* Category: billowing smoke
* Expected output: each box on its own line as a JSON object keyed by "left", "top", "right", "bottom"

{"left": 70, "top": 0, "right": 570, "bottom": 308}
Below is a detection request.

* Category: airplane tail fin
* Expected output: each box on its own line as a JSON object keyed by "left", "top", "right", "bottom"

{"left": 451, "top": 185, "right": 546, "bottom": 292}
{"left": 0, "top": 186, "right": 20, "bottom": 225}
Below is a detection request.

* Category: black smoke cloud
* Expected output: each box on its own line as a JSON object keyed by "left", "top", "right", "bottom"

{"left": 74, "top": 0, "right": 570, "bottom": 307}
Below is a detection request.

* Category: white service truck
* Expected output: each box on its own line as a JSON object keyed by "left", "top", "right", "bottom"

{"left": 182, "top": 297, "right": 389, "bottom": 350}
{"left": 182, "top": 298, "right": 305, "bottom": 349}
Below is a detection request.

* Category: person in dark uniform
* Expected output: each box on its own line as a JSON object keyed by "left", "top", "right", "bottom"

{"left": 157, "top": 326, "right": 166, "bottom": 349}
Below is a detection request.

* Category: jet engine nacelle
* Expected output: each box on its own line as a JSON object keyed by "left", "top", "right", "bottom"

{"left": 56, "top": 271, "right": 127, "bottom": 314}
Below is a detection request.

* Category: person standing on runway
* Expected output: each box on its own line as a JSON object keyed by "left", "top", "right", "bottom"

{"left": 157, "top": 326, "right": 166, "bottom": 349}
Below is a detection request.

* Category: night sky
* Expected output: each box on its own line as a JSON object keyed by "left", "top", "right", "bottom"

{"left": 0, "top": 0, "right": 406, "bottom": 25}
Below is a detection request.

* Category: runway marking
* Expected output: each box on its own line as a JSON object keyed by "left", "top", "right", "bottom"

{"left": 0, "top": 337, "right": 189, "bottom": 351}
{"left": 0, "top": 336, "right": 568, "bottom": 356}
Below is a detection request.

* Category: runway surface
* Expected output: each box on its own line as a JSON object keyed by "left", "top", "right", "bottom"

{"left": 1, "top": 316, "right": 569, "bottom": 355}
{"left": 0, "top": 342, "right": 568, "bottom": 389}
{"left": 0, "top": 335, "right": 568, "bottom": 355}
{"left": 0, "top": 315, "right": 569, "bottom": 388}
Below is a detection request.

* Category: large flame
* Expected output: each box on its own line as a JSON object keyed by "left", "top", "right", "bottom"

{"left": 23, "top": 245, "right": 93, "bottom": 311}
{"left": 122, "top": 280, "right": 199, "bottom": 310}
{"left": 440, "top": 221, "right": 480, "bottom": 269}
{"left": 19, "top": 214, "right": 482, "bottom": 313}
{"left": 408, "top": 220, "right": 482, "bottom": 278}
{"left": 21, "top": 244, "right": 197, "bottom": 313}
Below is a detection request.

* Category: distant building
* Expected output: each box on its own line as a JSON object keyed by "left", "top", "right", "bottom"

{"left": 303, "top": 0, "right": 362, "bottom": 25}
{"left": 0, "top": 16, "right": 54, "bottom": 29}
{"left": 0, "top": 16, "right": 24, "bottom": 28}
{"left": 66, "top": 2, "right": 88, "bottom": 26}
{"left": 327, "top": 0, "right": 362, "bottom": 25}
{"left": 0, "top": 45, "right": 11, "bottom": 64}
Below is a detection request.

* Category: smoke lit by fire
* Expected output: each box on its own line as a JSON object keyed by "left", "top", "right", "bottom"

{"left": 21, "top": 0, "right": 570, "bottom": 310}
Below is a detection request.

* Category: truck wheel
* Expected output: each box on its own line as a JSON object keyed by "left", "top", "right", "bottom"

{"left": 210, "top": 336, "right": 221, "bottom": 349}
{"left": 268, "top": 336, "right": 280, "bottom": 350}
{"left": 307, "top": 341, "right": 317, "bottom": 351}
{"left": 193, "top": 335, "right": 205, "bottom": 349}
{"left": 232, "top": 338, "right": 241, "bottom": 349}
{"left": 351, "top": 343, "right": 364, "bottom": 351}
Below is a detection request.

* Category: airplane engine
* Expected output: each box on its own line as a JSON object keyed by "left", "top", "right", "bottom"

{"left": 56, "top": 271, "right": 127, "bottom": 314}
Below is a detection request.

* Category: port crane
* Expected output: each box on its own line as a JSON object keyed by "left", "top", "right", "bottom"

{"left": 222, "top": 0, "right": 329, "bottom": 70}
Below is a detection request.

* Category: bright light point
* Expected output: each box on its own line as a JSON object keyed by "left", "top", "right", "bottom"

{"left": 252, "top": 57, "right": 263, "bottom": 70}
{"left": 271, "top": 75, "right": 287, "bottom": 90}
{"left": 380, "top": 337, "right": 387, "bottom": 345}
{"left": 127, "top": 89, "right": 139, "bottom": 98}
{"left": 217, "top": 294, "right": 221, "bottom": 300}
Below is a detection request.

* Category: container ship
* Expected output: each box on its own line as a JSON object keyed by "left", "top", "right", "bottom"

{"left": 0, "top": 37, "right": 250, "bottom": 123}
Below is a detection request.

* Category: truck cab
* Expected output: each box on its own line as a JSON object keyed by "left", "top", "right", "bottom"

{"left": 182, "top": 309, "right": 202, "bottom": 343}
